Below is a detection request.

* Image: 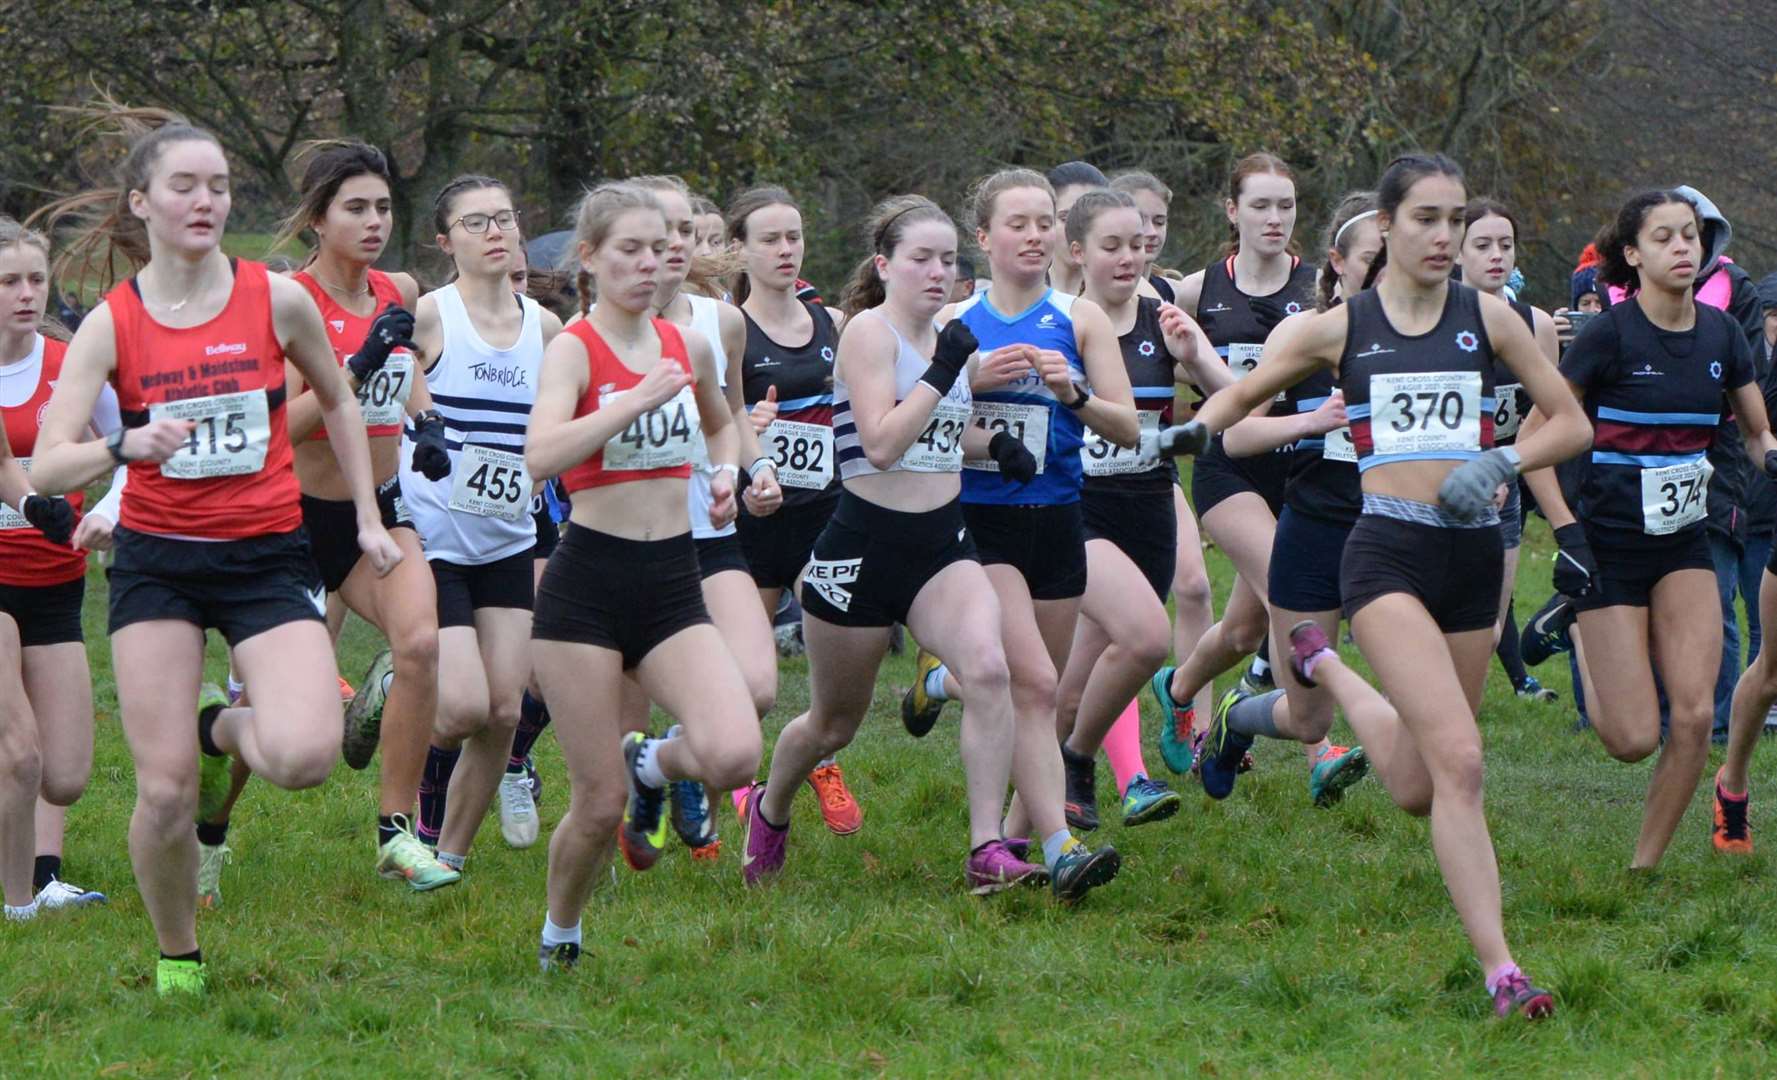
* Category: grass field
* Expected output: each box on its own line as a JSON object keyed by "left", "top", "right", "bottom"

{"left": 6, "top": 515, "right": 1777, "bottom": 1078}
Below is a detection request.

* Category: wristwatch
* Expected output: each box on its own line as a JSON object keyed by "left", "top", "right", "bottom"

{"left": 1063, "top": 381, "right": 1093, "bottom": 410}
{"left": 106, "top": 428, "right": 130, "bottom": 464}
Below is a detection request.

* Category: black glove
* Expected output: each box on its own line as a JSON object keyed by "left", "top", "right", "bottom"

{"left": 1552, "top": 523, "right": 1597, "bottom": 598}
{"left": 920, "top": 319, "right": 978, "bottom": 397}
{"left": 410, "top": 410, "right": 451, "bottom": 481}
{"left": 22, "top": 494, "right": 75, "bottom": 546}
{"left": 1155, "top": 420, "right": 1210, "bottom": 458}
{"left": 346, "top": 303, "right": 417, "bottom": 383}
{"left": 1765, "top": 449, "right": 1777, "bottom": 479}
{"left": 1250, "top": 297, "right": 1287, "bottom": 334}
{"left": 987, "top": 430, "right": 1037, "bottom": 484}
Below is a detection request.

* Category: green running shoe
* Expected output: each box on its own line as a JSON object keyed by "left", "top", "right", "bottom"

{"left": 618, "top": 733, "right": 670, "bottom": 871}
{"left": 342, "top": 649, "right": 394, "bottom": 770}
{"left": 156, "top": 957, "right": 207, "bottom": 997}
{"left": 1121, "top": 773, "right": 1182, "bottom": 826}
{"left": 196, "top": 683, "right": 232, "bottom": 823}
{"left": 376, "top": 814, "right": 462, "bottom": 892}
{"left": 1308, "top": 744, "right": 1369, "bottom": 808}
{"left": 1149, "top": 667, "right": 1196, "bottom": 775}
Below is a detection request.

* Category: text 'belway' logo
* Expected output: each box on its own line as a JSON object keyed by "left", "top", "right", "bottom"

{"left": 204, "top": 342, "right": 247, "bottom": 357}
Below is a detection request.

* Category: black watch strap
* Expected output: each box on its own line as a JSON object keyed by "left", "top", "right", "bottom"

{"left": 106, "top": 427, "right": 129, "bottom": 464}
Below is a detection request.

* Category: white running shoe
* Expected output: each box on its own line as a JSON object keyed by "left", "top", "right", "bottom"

{"left": 34, "top": 879, "right": 107, "bottom": 911}
{"left": 198, "top": 842, "right": 231, "bottom": 910}
{"left": 497, "top": 770, "right": 539, "bottom": 848}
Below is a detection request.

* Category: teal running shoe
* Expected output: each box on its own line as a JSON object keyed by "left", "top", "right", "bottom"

{"left": 1308, "top": 744, "right": 1368, "bottom": 808}
{"left": 1149, "top": 667, "right": 1196, "bottom": 775}
{"left": 1121, "top": 773, "right": 1181, "bottom": 826}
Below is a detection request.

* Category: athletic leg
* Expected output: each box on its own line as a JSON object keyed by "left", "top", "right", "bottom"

{"left": 438, "top": 608, "right": 532, "bottom": 860}
{"left": 1061, "top": 540, "right": 1169, "bottom": 758}
{"left": 1171, "top": 486, "right": 1217, "bottom": 721}
{"left": 24, "top": 643, "right": 93, "bottom": 879}
{"left": 0, "top": 618, "right": 40, "bottom": 911}
{"left": 1636, "top": 569, "right": 1722, "bottom": 867}
{"left": 537, "top": 641, "right": 626, "bottom": 930}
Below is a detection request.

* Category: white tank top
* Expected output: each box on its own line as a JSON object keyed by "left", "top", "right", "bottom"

{"left": 833, "top": 310, "right": 972, "bottom": 479}
{"left": 685, "top": 294, "right": 735, "bottom": 540}
{"left": 400, "top": 283, "right": 543, "bottom": 564}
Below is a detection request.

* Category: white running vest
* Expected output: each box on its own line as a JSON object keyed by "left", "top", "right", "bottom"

{"left": 400, "top": 284, "right": 543, "bottom": 564}
{"left": 685, "top": 294, "right": 735, "bottom": 540}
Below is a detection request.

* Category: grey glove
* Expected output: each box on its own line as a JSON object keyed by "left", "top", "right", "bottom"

{"left": 1155, "top": 420, "right": 1209, "bottom": 458}
{"left": 1437, "top": 447, "right": 1520, "bottom": 522}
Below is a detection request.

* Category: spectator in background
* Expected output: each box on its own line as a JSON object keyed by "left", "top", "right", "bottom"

{"left": 951, "top": 254, "right": 977, "bottom": 303}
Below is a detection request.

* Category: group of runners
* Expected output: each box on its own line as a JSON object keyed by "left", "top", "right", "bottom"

{"left": 5, "top": 106, "right": 1775, "bottom": 1025}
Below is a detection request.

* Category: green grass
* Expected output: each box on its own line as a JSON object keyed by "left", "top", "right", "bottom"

{"left": 8, "top": 517, "right": 1777, "bottom": 1077}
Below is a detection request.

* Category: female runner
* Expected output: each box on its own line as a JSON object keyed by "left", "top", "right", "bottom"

{"left": 524, "top": 182, "right": 757, "bottom": 968}
{"left": 32, "top": 108, "right": 400, "bottom": 994}
{"left": 1159, "top": 153, "right": 1590, "bottom": 1019}
{"left": 1045, "top": 161, "right": 1109, "bottom": 297}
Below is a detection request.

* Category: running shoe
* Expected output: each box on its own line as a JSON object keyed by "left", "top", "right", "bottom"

{"left": 1516, "top": 676, "right": 1559, "bottom": 704}
{"left": 197, "top": 842, "right": 230, "bottom": 910}
{"left": 196, "top": 683, "right": 232, "bottom": 823}
{"left": 741, "top": 783, "right": 787, "bottom": 886}
{"left": 1491, "top": 970, "right": 1555, "bottom": 1020}
{"left": 774, "top": 622, "right": 805, "bottom": 658}
{"left": 1309, "top": 744, "right": 1369, "bottom": 808}
{"left": 539, "top": 941, "right": 581, "bottom": 973}
{"left": 342, "top": 649, "right": 393, "bottom": 770}
{"left": 338, "top": 675, "right": 356, "bottom": 704}
{"left": 1713, "top": 772, "right": 1751, "bottom": 855}
{"left": 155, "top": 957, "right": 207, "bottom": 997}
{"left": 1149, "top": 666, "right": 1195, "bottom": 775}
{"left": 1199, "top": 687, "right": 1254, "bottom": 800}
{"left": 1121, "top": 773, "right": 1181, "bottom": 826}
{"left": 671, "top": 778, "right": 721, "bottom": 860}
{"left": 376, "top": 814, "right": 462, "bottom": 891}
{"left": 966, "top": 840, "right": 1045, "bottom": 894}
{"left": 1238, "top": 665, "right": 1275, "bottom": 698}
{"left": 1287, "top": 619, "right": 1336, "bottom": 689}
{"left": 525, "top": 754, "right": 543, "bottom": 805}
{"left": 1050, "top": 841, "right": 1121, "bottom": 903}
{"left": 807, "top": 762, "right": 862, "bottom": 835}
{"left": 1519, "top": 593, "right": 1575, "bottom": 667}
{"left": 33, "top": 878, "right": 107, "bottom": 911}
{"left": 618, "top": 733, "right": 669, "bottom": 871}
{"left": 1061, "top": 743, "right": 1100, "bottom": 832}
{"left": 902, "top": 648, "right": 948, "bottom": 738}
{"left": 497, "top": 769, "right": 540, "bottom": 848}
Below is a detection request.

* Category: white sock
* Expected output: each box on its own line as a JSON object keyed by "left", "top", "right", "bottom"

{"left": 437, "top": 851, "right": 466, "bottom": 871}
{"left": 4, "top": 900, "right": 37, "bottom": 922}
{"left": 1041, "top": 829, "right": 1073, "bottom": 867}
{"left": 380, "top": 669, "right": 395, "bottom": 696}
{"left": 1248, "top": 655, "right": 1270, "bottom": 680}
{"left": 541, "top": 914, "right": 582, "bottom": 947}
{"left": 226, "top": 674, "right": 245, "bottom": 700}
{"left": 817, "top": 756, "right": 837, "bottom": 769}
{"left": 636, "top": 737, "right": 668, "bottom": 789}
{"left": 924, "top": 664, "right": 951, "bottom": 702}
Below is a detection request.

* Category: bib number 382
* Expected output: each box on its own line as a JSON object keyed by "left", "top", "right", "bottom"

{"left": 1640, "top": 458, "right": 1713, "bottom": 536}
{"left": 1369, "top": 372, "right": 1481, "bottom": 457}
{"left": 151, "top": 389, "right": 271, "bottom": 479}
{"left": 765, "top": 419, "right": 833, "bottom": 489}
{"left": 450, "top": 445, "right": 532, "bottom": 520}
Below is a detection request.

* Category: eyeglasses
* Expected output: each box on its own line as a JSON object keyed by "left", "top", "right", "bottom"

{"left": 451, "top": 209, "right": 522, "bottom": 234}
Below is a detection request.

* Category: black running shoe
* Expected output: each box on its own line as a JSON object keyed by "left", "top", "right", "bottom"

{"left": 1061, "top": 743, "right": 1100, "bottom": 832}
{"left": 1520, "top": 592, "right": 1575, "bottom": 668}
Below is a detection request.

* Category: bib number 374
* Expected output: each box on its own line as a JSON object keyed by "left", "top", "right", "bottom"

{"left": 151, "top": 389, "right": 272, "bottom": 479}
{"left": 1640, "top": 458, "right": 1712, "bottom": 535}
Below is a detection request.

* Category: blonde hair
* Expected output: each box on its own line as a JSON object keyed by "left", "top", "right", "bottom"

{"left": 568, "top": 182, "right": 663, "bottom": 315}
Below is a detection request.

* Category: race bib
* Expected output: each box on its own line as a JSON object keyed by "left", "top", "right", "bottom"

{"left": 602, "top": 387, "right": 696, "bottom": 472}
{"left": 450, "top": 444, "right": 532, "bottom": 520}
{"left": 1226, "top": 343, "right": 1264, "bottom": 379}
{"left": 965, "top": 400, "right": 1049, "bottom": 475}
{"left": 1492, "top": 382, "right": 1523, "bottom": 443}
{"left": 1322, "top": 426, "right": 1357, "bottom": 464}
{"left": 358, "top": 352, "right": 414, "bottom": 428}
{"left": 0, "top": 457, "right": 30, "bottom": 529}
{"left": 1081, "top": 409, "right": 1162, "bottom": 477}
{"left": 764, "top": 419, "right": 834, "bottom": 490}
{"left": 900, "top": 399, "right": 971, "bottom": 473}
{"left": 151, "top": 389, "right": 271, "bottom": 479}
{"left": 1640, "top": 458, "right": 1712, "bottom": 536}
{"left": 1369, "top": 372, "right": 1481, "bottom": 457}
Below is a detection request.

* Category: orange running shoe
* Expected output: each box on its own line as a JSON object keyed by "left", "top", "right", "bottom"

{"left": 807, "top": 762, "right": 862, "bottom": 835}
{"left": 338, "top": 675, "right": 356, "bottom": 703}
{"left": 1713, "top": 770, "right": 1752, "bottom": 855}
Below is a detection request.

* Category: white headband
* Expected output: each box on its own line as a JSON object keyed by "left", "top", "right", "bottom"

{"left": 1333, "top": 209, "right": 1379, "bottom": 247}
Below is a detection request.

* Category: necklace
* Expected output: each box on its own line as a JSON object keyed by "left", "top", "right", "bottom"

{"left": 145, "top": 277, "right": 203, "bottom": 313}
{"left": 312, "top": 270, "right": 370, "bottom": 301}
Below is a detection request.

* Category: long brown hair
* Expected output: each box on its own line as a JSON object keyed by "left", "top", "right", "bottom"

{"left": 269, "top": 140, "right": 396, "bottom": 267}
{"left": 838, "top": 195, "right": 955, "bottom": 316}
{"left": 1220, "top": 152, "right": 1296, "bottom": 260}
{"left": 723, "top": 185, "right": 799, "bottom": 305}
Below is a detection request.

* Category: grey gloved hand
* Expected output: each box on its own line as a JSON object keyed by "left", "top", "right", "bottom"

{"left": 1155, "top": 420, "right": 1209, "bottom": 458}
{"left": 1437, "top": 447, "right": 1520, "bottom": 522}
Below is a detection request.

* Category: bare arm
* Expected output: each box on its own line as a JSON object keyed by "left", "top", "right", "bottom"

{"left": 840, "top": 313, "right": 947, "bottom": 470}
{"left": 1069, "top": 298, "right": 1138, "bottom": 447}
{"left": 1192, "top": 305, "right": 1344, "bottom": 437}
{"left": 1482, "top": 294, "right": 1590, "bottom": 475}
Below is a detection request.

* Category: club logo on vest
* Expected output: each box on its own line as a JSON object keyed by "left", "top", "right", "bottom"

{"left": 1137, "top": 340, "right": 1157, "bottom": 357}
{"left": 204, "top": 342, "right": 247, "bottom": 357}
{"left": 1037, "top": 313, "right": 1057, "bottom": 328}
{"left": 1284, "top": 301, "right": 1303, "bottom": 315}
{"left": 1202, "top": 302, "right": 1232, "bottom": 314}
{"left": 1711, "top": 360, "right": 1723, "bottom": 380}
{"left": 1355, "top": 342, "right": 1395, "bottom": 358}
{"left": 329, "top": 320, "right": 346, "bottom": 333}
{"left": 754, "top": 355, "right": 780, "bottom": 369}
{"left": 803, "top": 558, "right": 861, "bottom": 612}
{"left": 1631, "top": 363, "right": 1663, "bottom": 376}
{"left": 820, "top": 346, "right": 834, "bottom": 363}
{"left": 1455, "top": 331, "right": 1479, "bottom": 353}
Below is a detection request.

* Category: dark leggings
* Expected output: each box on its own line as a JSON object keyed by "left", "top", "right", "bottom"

{"left": 1496, "top": 598, "right": 1529, "bottom": 690}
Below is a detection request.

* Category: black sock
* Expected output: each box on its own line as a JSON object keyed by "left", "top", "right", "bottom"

{"left": 1497, "top": 599, "right": 1529, "bottom": 689}
{"left": 161, "top": 949, "right": 202, "bottom": 964}
{"left": 417, "top": 745, "right": 461, "bottom": 842}
{"left": 197, "top": 702, "right": 226, "bottom": 758}
{"left": 377, "top": 814, "right": 400, "bottom": 848}
{"left": 195, "top": 820, "right": 229, "bottom": 847}
{"left": 509, "top": 691, "right": 551, "bottom": 769}
{"left": 33, "top": 855, "right": 61, "bottom": 892}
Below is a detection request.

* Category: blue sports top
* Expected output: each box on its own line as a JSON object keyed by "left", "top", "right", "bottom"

{"left": 957, "top": 287, "right": 1087, "bottom": 506}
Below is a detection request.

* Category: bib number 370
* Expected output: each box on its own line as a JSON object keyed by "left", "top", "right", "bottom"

{"left": 151, "top": 389, "right": 272, "bottom": 479}
{"left": 1368, "top": 372, "right": 1481, "bottom": 457}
